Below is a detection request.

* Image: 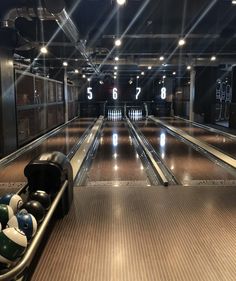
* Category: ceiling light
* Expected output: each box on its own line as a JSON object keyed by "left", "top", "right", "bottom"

{"left": 172, "top": 72, "right": 176, "bottom": 75}
{"left": 115, "top": 39, "right": 122, "bottom": 47}
{"left": 163, "top": 75, "right": 166, "bottom": 79}
{"left": 232, "top": 0, "right": 236, "bottom": 4}
{"left": 114, "top": 76, "right": 117, "bottom": 79}
{"left": 99, "top": 80, "right": 104, "bottom": 84}
{"left": 187, "top": 65, "right": 191, "bottom": 70}
{"left": 117, "top": 0, "right": 126, "bottom": 5}
{"left": 63, "top": 61, "right": 68, "bottom": 67}
{"left": 137, "top": 76, "right": 140, "bottom": 79}
{"left": 40, "top": 46, "right": 48, "bottom": 54}
{"left": 75, "top": 69, "right": 79, "bottom": 73}
{"left": 114, "top": 66, "right": 118, "bottom": 70}
{"left": 162, "top": 63, "right": 167, "bottom": 67}
{"left": 141, "top": 71, "right": 145, "bottom": 75}
{"left": 82, "top": 74, "right": 86, "bottom": 78}
{"left": 159, "top": 56, "right": 164, "bottom": 61}
{"left": 210, "top": 56, "right": 216, "bottom": 61}
{"left": 148, "top": 66, "right": 152, "bottom": 70}
{"left": 178, "top": 38, "right": 186, "bottom": 46}
{"left": 115, "top": 56, "right": 119, "bottom": 61}
{"left": 129, "top": 79, "right": 133, "bottom": 85}
{"left": 114, "top": 72, "right": 117, "bottom": 75}
{"left": 87, "top": 78, "right": 91, "bottom": 82}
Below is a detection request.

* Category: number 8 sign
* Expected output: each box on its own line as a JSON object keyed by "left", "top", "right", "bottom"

{"left": 161, "top": 87, "right": 166, "bottom": 100}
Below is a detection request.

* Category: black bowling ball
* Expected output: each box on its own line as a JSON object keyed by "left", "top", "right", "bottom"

{"left": 21, "top": 200, "right": 45, "bottom": 223}
{"left": 30, "top": 190, "right": 51, "bottom": 210}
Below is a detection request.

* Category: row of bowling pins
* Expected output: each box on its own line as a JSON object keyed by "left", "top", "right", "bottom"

{"left": 108, "top": 109, "right": 122, "bottom": 120}
{"left": 128, "top": 109, "right": 142, "bottom": 120}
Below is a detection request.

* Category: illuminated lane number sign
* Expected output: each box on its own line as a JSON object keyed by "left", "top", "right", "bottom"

{"left": 87, "top": 87, "right": 93, "bottom": 100}
{"left": 136, "top": 87, "right": 141, "bottom": 100}
{"left": 161, "top": 87, "right": 167, "bottom": 100}
{"left": 113, "top": 88, "right": 118, "bottom": 100}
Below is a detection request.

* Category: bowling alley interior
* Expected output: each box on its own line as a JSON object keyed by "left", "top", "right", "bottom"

{"left": 1, "top": 0, "right": 236, "bottom": 280}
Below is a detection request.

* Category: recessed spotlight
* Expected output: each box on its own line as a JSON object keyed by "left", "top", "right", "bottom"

{"left": 115, "top": 39, "right": 122, "bottom": 47}
{"left": 117, "top": 0, "right": 126, "bottom": 5}
{"left": 75, "top": 69, "right": 79, "bottom": 73}
{"left": 187, "top": 65, "right": 191, "bottom": 70}
{"left": 137, "top": 76, "right": 140, "bottom": 79}
{"left": 114, "top": 76, "right": 117, "bottom": 79}
{"left": 232, "top": 0, "right": 236, "bottom": 4}
{"left": 114, "top": 66, "right": 118, "bottom": 70}
{"left": 40, "top": 46, "right": 48, "bottom": 54}
{"left": 63, "top": 61, "right": 68, "bottom": 67}
{"left": 87, "top": 78, "right": 91, "bottom": 82}
{"left": 163, "top": 75, "right": 166, "bottom": 79}
{"left": 210, "top": 56, "right": 216, "bottom": 61}
{"left": 115, "top": 56, "right": 119, "bottom": 61}
{"left": 114, "top": 72, "right": 117, "bottom": 75}
{"left": 172, "top": 72, "right": 176, "bottom": 75}
{"left": 148, "top": 66, "right": 152, "bottom": 70}
{"left": 178, "top": 38, "right": 186, "bottom": 46}
{"left": 82, "top": 74, "right": 86, "bottom": 78}
{"left": 159, "top": 56, "right": 165, "bottom": 61}
{"left": 141, "top": 71, "right": 145, "bottom": 75}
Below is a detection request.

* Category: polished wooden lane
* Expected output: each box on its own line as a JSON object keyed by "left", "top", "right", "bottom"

{"left": 0, "top": 118, "right": 95, "bottom": 193}
{"left": 161, "top": 117, "right": 236, "bottom": 159}
{"left": 31, "top": 185, "right": 236, "bottom": 281}
{"left": 136, "top": 120, "right": 236, "bottom": 186}
{"left": 85, "top": 121, "right": 150, "bottom": 187}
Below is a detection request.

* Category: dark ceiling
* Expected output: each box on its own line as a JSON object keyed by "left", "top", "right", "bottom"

{"left": 1, "top": 0, "right": 236, "bottom": 79}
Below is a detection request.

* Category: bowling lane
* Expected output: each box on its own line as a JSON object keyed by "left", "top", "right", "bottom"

{"left": 85, "top": 121, "right": 151, "bottom": 187}
{"left": 0, "top": 118, "right": 95, "bottom": 191}
{"left": 136, "top": 120, "right": 236, "bottom": 186}
{"left": 160, "top": 117, "right": 236, "bottom": 159}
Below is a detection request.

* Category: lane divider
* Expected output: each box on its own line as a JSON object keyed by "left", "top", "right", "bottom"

{"left": 70, "top": 116, "right": 104, "bottom": 181}
{"left": 127, "top": 118, "right": 168, "bottom": 186}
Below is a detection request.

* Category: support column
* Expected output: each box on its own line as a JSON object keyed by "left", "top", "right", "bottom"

{"left": 229, "top": 65, "right": 236, "bottom": 128}
{"left": 231, "top": 65, "right": 236, "bottom": 102}
{"left": 189, "top": 69, "right": 196, "bottom": 122}
{"left": 0, "top": 49, "right": 17, "bottom": 157}
{"left": 194, "top": 66, "right": 218, "bottom": 124}
{"left": 64, "top": 68, "right": 69, "bottom": 122}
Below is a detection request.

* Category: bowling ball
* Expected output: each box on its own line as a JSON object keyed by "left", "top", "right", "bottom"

{"left": 0, "top": 194, "right": 23, "bottom": 214}
{"left": 7, "top": 213, "right": 37, "bottom": 241}
{"left": 0, "top": 204, "right": 14, "bottom": 228}
{"left": 21, "top": 201, "right": 45, "bottom": 224}
{"left": 0, "top": 227, "right": 27, "bottom": 265}
{"left": 30, "top": 190, "right": 51, "bottom": 210}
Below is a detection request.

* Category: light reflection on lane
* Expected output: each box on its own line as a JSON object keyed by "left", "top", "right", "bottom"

{"left": 86, "top": 121, "right": 151, "bottom": 186}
